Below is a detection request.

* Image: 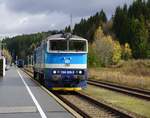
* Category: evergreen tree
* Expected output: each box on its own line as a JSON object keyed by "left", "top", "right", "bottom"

{"left": 113, "top": 0, "right": 150, "bottom": 58}
{"left": 99, "top": 10, "right": 107, "bottom": 23}
{"left": 2, "top": 31, "right": 54, "bottom": 61}
{"left": 113, "top": 5, "right": 129, "bottom": 44}
{"left": 65, "top": 26, "right": 71, "bottom": 32}
{"left": 73, "top": 10, "right": 107, "bottom": 42}
{"left": 129, "top": 17, "right": 149, "bottom": 58}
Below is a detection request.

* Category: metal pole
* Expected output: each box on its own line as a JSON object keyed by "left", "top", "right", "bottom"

{"left": 33, "top": 55, "right": 34, "bottom": 65}
{"left": 16, "top": 56, "right": 18, "bottom": 66}
{"left": 3, "top": 56, "right": 5, "bottom": 76}
{"left": 27, "top": 56, "right": 29, "bottom": 67}
{"left": 70, "top": 14, "right": 73, "bottom": 33}
{"left": 31, "top": 55, "right": 33, "bottom": 65}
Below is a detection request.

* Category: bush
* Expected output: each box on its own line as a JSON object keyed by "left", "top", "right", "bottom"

{"left": 94, "top": 26, "right": 122, "bottom": 66}
{"left": 146, "top": 46, "right": 150, "bottom": 59}
{"left": 122, "top": 43, "right": 132, "bottom": 60}
{"left": 112, "top": 41, "right": 122, "bottom": 64}
{"left": 88, "top": 44, "right": 101, "bottom": 67}
{"left": 2, "top": 49, "right": 12, "bottom": 64}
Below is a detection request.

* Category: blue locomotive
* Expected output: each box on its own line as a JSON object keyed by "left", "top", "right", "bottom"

{"left": 17, "top": 59, "right": 24, "bottom": 68}
{"left": 33, "top": 33, "right": 88, "bottom": 90}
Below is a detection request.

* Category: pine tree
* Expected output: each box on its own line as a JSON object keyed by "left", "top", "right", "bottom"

{"left": 113, "top": 6, "right": 129, "bottom": 44}
{"left": 65, "top": 26, "right": 71, "bottom": 32}
{"left": 129, "top": 17, "right": 149, "bottom": 58}
{"left": 73, "top": 10, "right": 107, "bottom": 42}
{"left": 99, "top": 10, "right": 107, "bottom": 23}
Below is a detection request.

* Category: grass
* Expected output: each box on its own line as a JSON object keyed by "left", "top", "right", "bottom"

{"left": 82, "top": 85, "right": 150, "bottom": 118}
{"left": 89, "top": 59, "right": 150, "bottom": 90}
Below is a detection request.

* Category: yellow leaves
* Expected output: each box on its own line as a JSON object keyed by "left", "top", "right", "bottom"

{"left": 122, "top": 43, "right": 132, "bottom": 60}
{"left": 2, "top": 49, "right": 12, "bottom": 63}
{"left": 94, "top": 26, "right": 104, "bottom": 41}
{"left": 92, "top": 26, "right": 132, "bottom": 66}
{"left": 125, "top": 43, "right": 129, "bottom": 48}
{"left": 93, "top": 26, "right": 122, "bottom": 65}
{"left": 112, "top": 41, "right": 122, "bottom": 64}
{"left": 124, "top": 43, "right": 132, "bottom": 55}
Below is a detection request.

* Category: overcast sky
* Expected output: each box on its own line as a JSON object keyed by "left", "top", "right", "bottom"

{"left": 0, "top": 0, "right": 133, "bottom": 38}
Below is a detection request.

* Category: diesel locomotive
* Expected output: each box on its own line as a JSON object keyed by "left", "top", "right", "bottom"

{"left": 33, "top": 33, "right": 88, "bottom": 90}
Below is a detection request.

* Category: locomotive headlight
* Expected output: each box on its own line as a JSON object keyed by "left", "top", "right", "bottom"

{"left": 53, "top": 70, "right": 57, "bottom": 74}
{"left": 79, "top": 70, "right": 82, "bottom": 74}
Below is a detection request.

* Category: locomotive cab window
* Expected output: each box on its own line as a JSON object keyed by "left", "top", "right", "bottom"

{"left": 49, "top": 40, "right": 67, "bottom": 51}
{"left": 69, "top": 40, "right": 86, "bottom": 52}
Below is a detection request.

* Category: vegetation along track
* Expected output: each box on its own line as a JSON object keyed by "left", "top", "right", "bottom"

{"left": 88, "top": 79, "right": 150, "bottom": 101}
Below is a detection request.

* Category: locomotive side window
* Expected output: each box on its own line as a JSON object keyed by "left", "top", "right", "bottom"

{"left": 69, "top": 40, "right": 86, "bottom": 52}
{"left": 49, "top": 40, "right": 67, "bottom": 51}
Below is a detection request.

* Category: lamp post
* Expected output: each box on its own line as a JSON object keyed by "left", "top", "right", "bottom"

{"left": 0, "top": 41, "right": 6, "bottom": 76}
{"left": 27, "top": 56, "right": 29, "bottom": 67}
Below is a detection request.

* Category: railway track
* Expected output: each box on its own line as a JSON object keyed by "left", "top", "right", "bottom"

{"left": 88, "top": 79, "right": 150, "bottom": 101}
{"left": 25, "top": 68, "right": 150, "bottom": 101}
{"left": 54, "top": 91, "right": 138, "bottom": 118}
{"left": 24, "top": 68, "right": 33, "bottom": 74}
{"left": 22, "top": 68, "right": 143, "bottom": 118}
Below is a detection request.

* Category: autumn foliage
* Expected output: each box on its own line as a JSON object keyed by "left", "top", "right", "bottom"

{"left": 93, "top": 26, "right": 122, "bottom": 66}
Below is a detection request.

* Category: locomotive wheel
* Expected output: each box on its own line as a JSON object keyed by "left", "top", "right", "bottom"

{"left": 33, "top": 71, "right": 37, "bottom": 79}
{"left": 39, "top": 73, "right": 45, "bottom": 86}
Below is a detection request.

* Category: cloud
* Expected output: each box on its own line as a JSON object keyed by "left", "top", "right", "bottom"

{"left": 4, "top": 0, "right": 133, "bottom": 17}
{"left": 0, "top": 3, "right": 72, "bottom": 37}
{"left": 0, "top": 0, "right": 133, "bottom": 37}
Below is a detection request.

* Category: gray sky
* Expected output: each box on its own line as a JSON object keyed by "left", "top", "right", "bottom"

{"left": 0, "top": 0, "right": 133, "bottom": 38}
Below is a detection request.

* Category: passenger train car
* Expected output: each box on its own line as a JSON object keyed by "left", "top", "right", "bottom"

{"left": 33, "top": 33, "right": 88, "bottom": 90}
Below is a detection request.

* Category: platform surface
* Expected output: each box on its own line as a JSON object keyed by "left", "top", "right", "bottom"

{"left": 0, "top": 67, "right": 74, "bottom": 118}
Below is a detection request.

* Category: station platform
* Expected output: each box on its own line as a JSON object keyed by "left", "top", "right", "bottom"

{"left": 0, "top": 67, "right": 74, "bottom": 118}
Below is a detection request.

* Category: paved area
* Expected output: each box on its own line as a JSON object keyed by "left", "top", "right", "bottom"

{"left": 0, "top": 67, "right": 74, "bottom": 118}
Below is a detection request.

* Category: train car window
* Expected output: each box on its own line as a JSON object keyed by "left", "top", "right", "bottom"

{"left": 50, "top": 40, "right": 67, "bottom": 51}
{"left": 69, "top": 40, "right": 86, "bottom": 52}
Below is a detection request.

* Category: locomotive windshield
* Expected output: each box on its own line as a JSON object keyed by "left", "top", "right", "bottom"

{"left": 69, "top": 40, "right": 86, "bottom": 52}
{"left": 49, "top": 39, "right": 87, "bottom": 52}
{"left": 50, "top": 40, "right": 67, "bottom": 51}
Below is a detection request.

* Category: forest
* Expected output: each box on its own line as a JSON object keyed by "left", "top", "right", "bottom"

{"left": 2, "top": 0, "right": 150, "bottom": 66}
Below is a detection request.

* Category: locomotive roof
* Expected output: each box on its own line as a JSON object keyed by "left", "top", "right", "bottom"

{"left": 35, "top": 33, "right": 88, "bottom": 51}
{"left": 46, "top": 33, "right": 87, "bottom": 40}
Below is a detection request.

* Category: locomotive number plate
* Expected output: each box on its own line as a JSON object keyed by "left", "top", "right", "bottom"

{"left": 61, "top": 70, "right": 75, "bottom": 75}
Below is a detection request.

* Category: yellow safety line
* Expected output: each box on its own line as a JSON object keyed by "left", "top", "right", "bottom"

{"left": 50, "top": 87, "right": 82, "bottom": 91}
